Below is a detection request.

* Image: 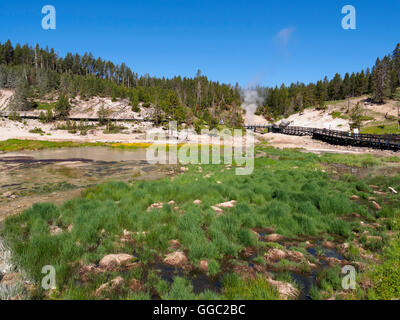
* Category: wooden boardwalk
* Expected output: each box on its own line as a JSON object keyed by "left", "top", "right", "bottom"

{"left": 244, "top": 124, "right": 400, "bottom": 151}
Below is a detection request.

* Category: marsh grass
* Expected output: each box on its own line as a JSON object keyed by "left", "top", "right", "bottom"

{"left": 1, "top": 145, "right": 399, "bottom": 299}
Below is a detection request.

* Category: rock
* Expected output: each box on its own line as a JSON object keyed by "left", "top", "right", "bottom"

{"left": 215, "top": 200, "right": 237, "bottom": 209}
{"left": 350, "top": 195, "right": 359, "bottom": 201}
{"left": 322, "top": 241, "right": 336, "bottom": 249}
{"left": 67, "top": 224, "right": 73, "bottom": 232}
{"left": 264, "top": 234, "right": 285, "bottom": 242}
{"left": 341, "top": 243, "right": 350, "bottom": 250}
{"left": 199, "top": 260, "right": 209, "bottom": 272}
{"left": 168, "top": 240, "right": 181, "bottom": 249}
{"left": 2, "top": 191, "right": 12, "bottom": 198}
{"left": 49, "top": 225, "right": 63, "bottom": 236}
{"left": 211, "top": 206, "right": 224, "bottom": 214}
{"left": 180, "top": 167, "right": 188, "bottom": 173}
{"left": 265, "top": 249, "right": 286, "bottom": 262}
{"left": 287, "top": 251, "right": 304, "bottom": 262}
{"left": 99, "top": 254, "right": 134, "bottom": 268}
{"left": 324, "top": 257, "right": 342, "bottom": 267}
{"left": 251, "top": 230, "right": 261, "bottom": 240}
{"left": 147, "top": 202, "right": 164, "bottom": 212}
{"left": 217, "top": 181, "right": 222, "bottom": 184}
{"left": 267, "top": 278, "right": 299, "bottom": 300}
{"left": 168, "top": 200, "right": 175, "bottom": 205}
{"left": 95, "top": 276, "right": 124, "bottom": 296}
{"left": 164, "top": 251, "right": 188, "bottom": 266}
{"left": 368, "top": 197, "right": 377, "bottom": 202}
{"left": 389, "top": 187, "right": 398, "bottom": 194}
{"left": 193, "top": 200, "right": 202, "bottom": 205}
{"left": 369, "top": 185, "right": 379, "bottom": 190}
{"left": 372, "top": 201, "right": 382, "bottom": 211}
{"left": 128, "top": 279, "right": 143, "bottom": 291}
{"left": 367, "top": 235, "right": 382, "bottom": 241}
{"left": 0, "top": 273, "right": 19, "bottom": 286}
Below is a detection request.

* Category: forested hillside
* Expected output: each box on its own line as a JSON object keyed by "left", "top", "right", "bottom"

{"left": 256, "top": 43, "right": 400, "bottom": 119}
{"left": 0, "top": 41, "right": 243, "bottom": 128}
{"left": 1, "top": 41, "right": 399, "bottom": 127}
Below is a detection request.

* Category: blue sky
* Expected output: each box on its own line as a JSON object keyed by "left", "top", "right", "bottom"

{"left": 1, "top": 0, "right": 399, "bottom": 87}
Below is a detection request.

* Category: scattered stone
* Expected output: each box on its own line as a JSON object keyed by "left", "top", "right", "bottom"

{"left": 199, "top": 260, "right": 209, "bottom": 272}
{"left": 211, "top": 206, "right": 224, "bottom": 215}
{"left": 99, "top": 254, "right": 134, "bottom": 268}
{"left": 251, "top": 230, "right": 261, "bottom": 240}
{"left": 389, "top": 187, "right": 398, "bottom": 194}
{"left": 215, "top": 200, "right": 237, "bottom": 209}
{"left": 164, "top": 251, "right": 188, "bottom": 267}
{"left": 287, "top": 251, "right": 304, "bottom": 262}
{"left": 368, "top": 197, "right": 376, "bottom": 202}
{"left": 193, "top": 199, "right": 202, "bottom": 205}
{"left": 128, "top": 279, "right": 143, "bottom": 292}
{"left": 67, "top": 224, "right": 73, "bottom": 233}
{"left": 369, "top": 185, "right": 379, "bottom": 190}
{"left": 217, "top": 181, "right": 222, "bottom": 184}
{"left": 324, "top": 257, "right": 343, "bottom": 267}
{"left": 264, "top": 234, "right": 285, "bottom": 242}
{"left": 168, "top": 200, "right": 175, "bottom": 205}
{"left": 49, "top": 225, "right": 63, "bottom": 236}
{"left": 322, "top": 241, "right": 336, "bottom": 249}
{"left": 0, "top": 273, "right": 19, "bottom": 286}
{"left": 372, "top": 201, "right": 382, "bottom": 211}
{"left": 350, "top": 195, "right": 359, "bottom": 201}
{"left": 95, "top": 276, "right": 124, "bottom": 297}
{"left": 265, "top": 249, "right": 286, "bottom": 262}
{"left": 267, "top": 278, "right": 299, "bottom": 300}
{"left": 341, "top": 243, "right": 350, "bottom": 250}
{"left": 168, "top": 240, "right": 181, "bottom": 249}
{"left": 147, "top": 202, "right": 164, "bottom": 212}
{"left": 180, "top": 167, "right": 188, "bottom": 173}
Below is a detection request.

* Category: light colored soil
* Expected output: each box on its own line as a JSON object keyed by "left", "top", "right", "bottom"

{"left": 277, "top": 95, "right": 400, "bottom": 130}
{"left": 261, "top": 132, "right": 400, "bottom": 157}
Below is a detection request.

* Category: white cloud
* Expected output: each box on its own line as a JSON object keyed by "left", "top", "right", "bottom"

{"left": 274, "top": 27, "right": 296, "bottom": 47}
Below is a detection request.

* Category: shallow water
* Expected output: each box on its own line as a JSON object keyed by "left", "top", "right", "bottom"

{"left": 0, "top": 147, "right": 174, "bottom": 222}
{"left": 0, "top": 147, "right": 150, "bottom": 162}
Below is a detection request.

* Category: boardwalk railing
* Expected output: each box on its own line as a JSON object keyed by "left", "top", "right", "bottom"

{"left": 244, "top": 124, "right": 400, "bottom": 151}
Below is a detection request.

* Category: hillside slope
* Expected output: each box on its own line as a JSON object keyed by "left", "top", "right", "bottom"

{"left": 277, "top": 96, "right": 399, "bottom": 133}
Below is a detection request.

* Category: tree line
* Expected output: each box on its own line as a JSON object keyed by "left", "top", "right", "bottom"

{"left": 0, "top": 40, "right": 243, "bottom": 128}
{"left": 256, "top": 43, "right": 400, "bottom": 119}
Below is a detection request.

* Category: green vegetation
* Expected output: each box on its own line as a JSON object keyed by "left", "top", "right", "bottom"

{"left": 331, "top": 111, "right": 349, "bottom": 120}
{"left": 256, "top": 44, "right": 400, "bottom": 119}
{"left": 0, "top": 41, "right": 243, "bottom": 127}
{"left": 29, "top": 128, "right": 45, "bottom": 135}
{"left": 1, "top": 145, "right": 399, "bottom": 299}
{"left": 0, "top": 139, "right": 106, "bottom": 152}
{"left": 361, "top": 123, "right": 400, "bottom": 135}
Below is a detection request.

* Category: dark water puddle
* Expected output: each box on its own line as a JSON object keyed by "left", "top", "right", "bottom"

{"left": 153, "top": 263, "right": 222, "bottom": 295}
{"left": 290, "top": 272, "right": 317, "bottom": 300}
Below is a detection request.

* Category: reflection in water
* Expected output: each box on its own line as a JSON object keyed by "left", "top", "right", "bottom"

{"left": 0, "top": 147, "right": 174, "bottom": 222}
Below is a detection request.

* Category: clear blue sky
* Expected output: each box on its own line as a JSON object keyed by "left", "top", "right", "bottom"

{"left": 1, "top": 0, "right": 399, "bottom": 87}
